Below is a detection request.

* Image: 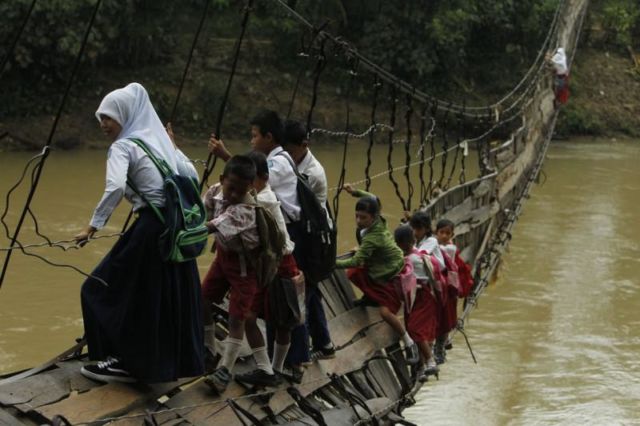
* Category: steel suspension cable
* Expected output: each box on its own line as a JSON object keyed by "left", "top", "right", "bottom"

{"left": 365, "top": 76, "right": 381, "bottom": 191}
{"left": 417, "top": 104, "right": 428, "bottom": 205}
{"left": 0, "top": 0, "right": 37, "bottom": 77}
{"left": 305, "top": 37, "right": 328, "bottom": 136}
{"left": 200, "top": 0, "right": 254, "bottom": 190}
{"left": 168, "top": 0, "right": 211, "bottom": 125}
{"left": 403, "top": 95, "right": 415, "bottom": 210}
{"left": 386, "top": 88, "right": 407, "bottom": 210}
{"left": 426, "top": 101, "right": 438, "bottom": 202}
{"left": 332, "top": 60, "right": 358, "bottom": 219}
{"left": 0, "top": 0, "right": 103, "bottom": 290}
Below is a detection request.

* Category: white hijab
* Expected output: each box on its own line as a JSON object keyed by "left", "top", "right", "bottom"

{"left": 551, "top": 47, "right": 568, "bottom": 75}
{"left": 95, "top": 82, "right": 178, "bottom": 172}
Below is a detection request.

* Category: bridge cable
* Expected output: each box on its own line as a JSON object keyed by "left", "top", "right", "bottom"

{"left": 332, "top": 58, "right": 359, "bottom": 220}
{"left": 364, "top": 75, "right": 381, "bottom": 191}
{"left": 385, "top": 88, "right": 407, "bottom": 210}
{"left": 403, "top": 94, "right": 415, "bottom": 211}
{"left": 200, "top": 0, "right": 254, "bottom": 190}
{"left": 0, "top": 0, "right": 103, "bottom": 290}
{"left": 0, "top": 0, "right": 37, "bottom": 77}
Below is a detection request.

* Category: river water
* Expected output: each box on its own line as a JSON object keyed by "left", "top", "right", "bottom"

{"left": 1, "top": 138, "right": 639, "bottom": 424}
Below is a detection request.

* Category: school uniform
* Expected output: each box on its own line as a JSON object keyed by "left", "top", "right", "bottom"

{"left": 336, "top": 190, "right": 404, "bottom": 313}
{"left": 81, "top": 83, "right": 203, "bottom": 383}
{"left": 201, "top": 185, "right": 261, "bottom": 320}
{"left": 404, "top": 250, "right": 439, "bottom": 342}
{"left": 254, "top": 184, "right": 299, "bottom": 319}
{"left": 294, "top": 150, "right": 333, "bottom": 352}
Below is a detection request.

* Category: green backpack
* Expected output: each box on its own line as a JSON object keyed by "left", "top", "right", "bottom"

{"left": 126, "top": 138, "right": 208, "bottom": 263}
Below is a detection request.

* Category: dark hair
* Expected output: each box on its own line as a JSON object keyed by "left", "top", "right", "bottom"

{"left": 436, "top": 218, "right": 455, "bottom": 231}
{"left": 409, "top": 211, "right": 432, "bottom": 236}
{"left": 394, "top": 224, "right": 415, "bottom": 247}
{"left": 250, "top": 110, "right": 283, "bottom": 144}
{"left": 222, "top": 155, "right": 256, "bottom": 182}
{"left": 246, "top": 150, "right": 269, "bottom": 180}
{"left": 355, "top": 196, "right": 380, "bottom": 217}
{"left": 283, "top": 119, "right": 307, "bottom": 146}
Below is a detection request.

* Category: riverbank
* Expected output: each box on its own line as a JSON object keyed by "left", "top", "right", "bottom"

{"left": 1, "top": 45, "right": 638, "bottom": 152}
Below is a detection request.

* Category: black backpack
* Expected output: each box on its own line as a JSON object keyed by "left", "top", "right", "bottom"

{"left": 126, "top": 138, "right": 208, "bottom": 263}
{"left": 277, "top": 152, "right": 337, "bottom": 283}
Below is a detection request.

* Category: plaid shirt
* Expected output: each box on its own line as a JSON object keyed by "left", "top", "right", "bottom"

{"left": 203, "top": 184, "right": 259, "bottom": 253}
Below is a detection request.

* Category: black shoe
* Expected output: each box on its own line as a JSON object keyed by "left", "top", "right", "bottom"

{"left": 276, "top": 367, "right": 304, "bottom": 384}
{"left": 405, "top": 343, "right": 420, "bottom": 365}
{"left": 204, "top": 366, "right": 232, "bottom": 394}
{"left": 204, "top": 348, "right": 220, "bottom": 374}
{"left": 312, "top": 344, "right": 336, "bottom": 360}
{"left": 434, "top": 341, "right": 446, "bottom": 365}
{"left": 445, "top": 341, "right": 453, "bottom": 350}
{"left": 235, "top": 369, "right": 282, "bottom": 388}
{"left": 353, "top": 296, "right": 378, "bottom": 308}
{"left": 81, "top": 357, "right": 136, "bottom": 383}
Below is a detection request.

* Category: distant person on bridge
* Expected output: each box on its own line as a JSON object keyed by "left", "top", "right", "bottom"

{"left": 548, "top": 47, "right": 570, "bottom": 106}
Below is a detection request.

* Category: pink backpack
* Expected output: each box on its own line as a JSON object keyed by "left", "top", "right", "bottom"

{"left": 441, "top": 250, "right": 462, "bottom": 295}
{"left": 394, "top": 257, "right": 417, "bottom": 312}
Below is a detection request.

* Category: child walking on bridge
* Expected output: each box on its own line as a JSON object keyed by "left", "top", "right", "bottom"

{"left": 394, "top": 225, "right": 440, "bottom": 380}
{"left": 335, "top": 185, "right": 419, "bottom": 364}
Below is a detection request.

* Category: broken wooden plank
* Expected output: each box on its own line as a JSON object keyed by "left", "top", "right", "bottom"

{"left": 0, "top": 361, "right": 97, "bottom": 413}
{"left": 35, "top": 379, "right": 191, "bottom": 424}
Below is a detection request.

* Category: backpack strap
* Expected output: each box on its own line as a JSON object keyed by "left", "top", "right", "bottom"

{"left": 125, "top": 138, "right": 170, "bottom": 224}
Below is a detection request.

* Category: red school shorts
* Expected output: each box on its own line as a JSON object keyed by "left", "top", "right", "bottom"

{"left": 406, "top": 287, "right": 438, "bottom": 342}
{"left": 437, "top": 279, "right": 458, "bottom": 335}
{"left": 347, "top": 267, "right": 401, "bottom": 314}
{"left": 201, "top": 247, "right": 258, "bottom": 320}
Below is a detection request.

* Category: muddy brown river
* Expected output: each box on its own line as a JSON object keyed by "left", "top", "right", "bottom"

{"left": 1, "top": 137, "right": 638, "bottom": 424}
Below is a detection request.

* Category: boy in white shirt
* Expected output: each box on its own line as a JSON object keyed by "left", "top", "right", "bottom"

{"left": 283, "top": 120, "right": 335, "bottom": 361}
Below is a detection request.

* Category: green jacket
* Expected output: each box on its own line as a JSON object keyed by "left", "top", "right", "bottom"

{"left": 335, "top": 190, "right": 404, "bottom": 283}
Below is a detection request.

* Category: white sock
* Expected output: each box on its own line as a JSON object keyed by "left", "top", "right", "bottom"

{"left": 252, "top": 346, "right": 274, "bottom": 375}
{"left": 204, "top": 325, "right": 216, "bottom": 355}
{"left": 272, "top": 343, "right": 291, "bottom": 373}
{"left": 323, "top": 342, "right": 334, "bottom": 350}
{"left": 402, "top": 332, "right": 415, "bottom": 347}
{"left": 219, "top": 337, "right": 243, "bottom": 371}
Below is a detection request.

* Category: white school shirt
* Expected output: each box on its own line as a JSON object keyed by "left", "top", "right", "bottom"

{"left": 408, "top": 252, "right": 430, "bottom": 281}
{"left": 267, "top": 146, "right": 301, "bottom": 222}
{"left": 440, "top": 243, "right": 457, "bottom": 261}
{"left": 90, "top": 139, "right": 197, "bottom": 230}
{"left": 298, "top": 149, "right": 333, "bottom": 228}
{"left": 417, "top": 236, "right": 445, "bottom": 269}
{"left": 256, "top": 184, "right": 295, "bottom": 255}
{"left": 297, "top": 150, "right": 327, "bottom": 206}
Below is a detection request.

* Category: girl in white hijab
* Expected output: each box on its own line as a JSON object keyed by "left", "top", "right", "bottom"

{"left": 75, "top": 83, "right": 204, "bottom": 383}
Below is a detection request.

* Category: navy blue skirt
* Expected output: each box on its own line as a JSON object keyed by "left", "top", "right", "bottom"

{"left": 81, "top": 209, "right": 204, "bottom": 383}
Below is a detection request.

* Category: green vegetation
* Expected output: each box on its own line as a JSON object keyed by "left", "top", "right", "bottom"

{"left": 1, "top": 0, "right": 639, "bottom": 148}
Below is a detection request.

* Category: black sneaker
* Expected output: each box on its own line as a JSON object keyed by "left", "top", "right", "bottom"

{"left": 80, "top": 357, "right": 136, "bottom": 383}
{"left": 275, "top": 366, "right": 304, "bottom": 384}
{"left": 312, "top": 344, "right": 336, "bottom": 360}
{"left": 434, "top": 341, "right": 447, "bottom": 365}
{"left": 204, "top": 366, "right": 231, "bottom": 394}
{"left": 404, "top": 343, "right": 420, "bottom": 365}
{"left": 235, "top": 369, "right": 282, "bottom": 388}
{"left": 353, "top": 295, "right": 378, "bottom": 308}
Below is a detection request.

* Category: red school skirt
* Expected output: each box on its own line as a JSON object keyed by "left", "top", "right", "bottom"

{"left": 406, "top": 286, "right": 438, "bottom": 342}
{"left": 347, "top": 267, "right": 402, "bottom": 314}
{"left": 437, "top": 276, "right": 458, "bottom": 335}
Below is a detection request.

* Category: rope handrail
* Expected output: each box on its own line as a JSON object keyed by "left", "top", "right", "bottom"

{"left": 270, "top": 0, "right": 565, "bottom": 117}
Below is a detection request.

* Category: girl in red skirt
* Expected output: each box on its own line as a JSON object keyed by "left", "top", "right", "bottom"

{"left": 394, "top": 225, "right": 440, "bottom": 380}
{"left": 336, "top": 185, "right": 419, "bottom": 364}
